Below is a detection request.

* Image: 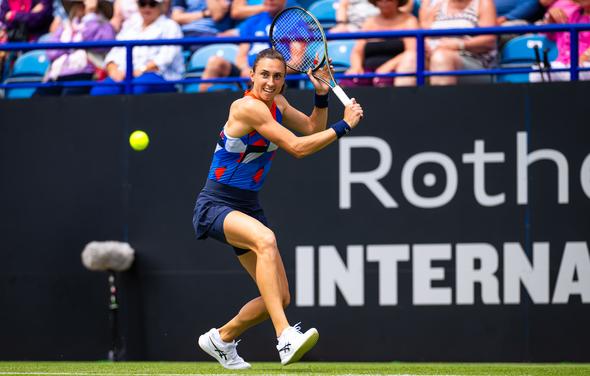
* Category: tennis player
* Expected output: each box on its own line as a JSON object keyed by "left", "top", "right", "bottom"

{"left": 193, "top": 48, "right": 363, "bottom": 369}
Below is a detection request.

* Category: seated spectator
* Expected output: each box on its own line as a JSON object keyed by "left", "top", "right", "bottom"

{"left": 49, "top": 0, "right": 68, "bottom": 32}
{"left": 110, "top": 0, "right": 168, "bottom": 32}
{"left": 230, "top": 0, "right": 296, "bottom": 22}
{"left": 343, "top": 0, "right": 418, "bottom": 86}
{"left": 198, "top": 0, "right": 284, "bottom": 91}
{"left": 0, "top": 20, "right": 5, "bottom": 42}
{"left": 35, "top": 0, "right": 115, "bottom": 96}
{"left": 0, "top": 0, "right": 53, "bottom": 41}
{"left": 171, "top": 0, "right": 231, "bottom": 45}
{"left": 530, "top": 0, "right": 590, "bottom": 82}
{"left": 495, "top": 0, "right": 543, "bottom": 47}
{"left": 420, "top": 0, "right": 497, "bottom": 85}
{"left": 229, "top": 0, "right": 300, "bottom": 36}
{"left": 495, "top": 0, "right": 542, "bottom": 26}
{"left": 91, "top": 0, "right": 184, "bottom": 95}
{"left": 0, "top": 26, "right": 5, "bottom": 79}
{"left": 539, "top": 0, "right": 578, "bottom": 22}
{"left": 230, "top": 0, "right": 264, "bottom": 21}
{"left": 329, "top": 0, "right": 379, "bottom": 33}
{"left": 110, "top": 0, "right": 139, "bottom": 31}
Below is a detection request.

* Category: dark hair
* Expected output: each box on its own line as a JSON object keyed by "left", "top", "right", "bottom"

{"left": 252, "top": 48, "right": 287, "bottom": 72}
{"left": 368, "top": 0, "right": 409, "bottom": 7}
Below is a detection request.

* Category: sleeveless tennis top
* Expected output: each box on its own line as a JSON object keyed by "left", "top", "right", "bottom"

{"left": 206, "top": 91, "right": 282, "bottom": 192}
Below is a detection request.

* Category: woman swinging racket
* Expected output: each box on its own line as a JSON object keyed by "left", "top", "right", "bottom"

{"left": 193, "top": 48, "right": 364, "bottom": 369}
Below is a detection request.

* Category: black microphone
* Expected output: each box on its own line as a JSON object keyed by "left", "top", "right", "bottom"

{"left": 533, "top": 45, "right": 545, "bottom": 82}
{"left": 543, "top": 47, "right": 552, "bottom": 82}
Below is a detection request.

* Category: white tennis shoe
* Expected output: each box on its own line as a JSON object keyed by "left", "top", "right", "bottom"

{"left": 198, "top": 328, "right": 251, "bottom": 370}
{"left": 276, "top": 323, "right": 319, "bottom": 365}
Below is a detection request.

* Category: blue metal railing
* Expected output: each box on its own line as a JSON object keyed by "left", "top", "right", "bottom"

{"left": 1, "top": 23, "right": 589, "bottom": 93}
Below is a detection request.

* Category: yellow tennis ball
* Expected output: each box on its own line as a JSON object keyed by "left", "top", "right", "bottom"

{"left": 129, "top": 130, "right": 149, "bottom": 151}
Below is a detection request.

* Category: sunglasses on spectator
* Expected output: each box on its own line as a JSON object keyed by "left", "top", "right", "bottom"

{"left": 138, "top": 0, "right": 159, "bottom": 7}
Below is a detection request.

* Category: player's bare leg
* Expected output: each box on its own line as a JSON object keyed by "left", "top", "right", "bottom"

{"left": 223, "top": 210, "right": 319, "bottom": 365}
{"left": 223, "top": 210, "right": 290, "bottom": 337}
{"left": 218, "top": 250, "right": 290, "bottom": 341}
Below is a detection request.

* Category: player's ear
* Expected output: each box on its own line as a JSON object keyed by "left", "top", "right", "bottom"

{"left": 249, "top": 68, "right": 254, "bottom": 82}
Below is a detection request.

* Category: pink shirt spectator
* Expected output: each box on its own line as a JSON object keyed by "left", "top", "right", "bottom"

{"left": 548, "top": 6, "right": 590, "bottom": 65}
{"left": 548, "top": 0, "right": 579, "bottom": 18}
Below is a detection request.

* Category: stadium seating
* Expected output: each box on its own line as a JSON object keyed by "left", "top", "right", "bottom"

{"left": 186, "top": 44, "right": 240, "bottom": 75}
{"left": 3, "top": 50, "right": 50, "bottom": 99}
{"left": 184, "top": 43, "right": 240, "bottom": 93}
{"left": 300, "top": 40, "right": 353, "bottom": 89}
{"left": 497, "top": 34, "right": 558, "bottom": 83}
{"left": 326, "top": 40, "right": 355, "bottom": 72}
{"left": 309, "top": 0, "right": 337, "bottom": 29}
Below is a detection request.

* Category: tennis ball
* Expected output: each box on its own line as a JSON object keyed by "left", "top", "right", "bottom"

{"left": 129, "top": 130, "right": 149, "bottom": 151}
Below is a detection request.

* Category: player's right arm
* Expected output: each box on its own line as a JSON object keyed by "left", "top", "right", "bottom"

{"left": 230, "top": 98, "right": 363, "bottom": 159}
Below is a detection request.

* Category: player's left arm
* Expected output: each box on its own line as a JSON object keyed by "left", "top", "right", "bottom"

{"left": 279, "top": 64, "right": 333, "bottom": 135}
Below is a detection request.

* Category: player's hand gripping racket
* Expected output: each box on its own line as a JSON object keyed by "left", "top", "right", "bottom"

{"left": 269, "top": 6, "right": 353, "bottom": 106}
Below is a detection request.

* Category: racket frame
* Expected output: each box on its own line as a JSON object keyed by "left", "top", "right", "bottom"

{"left": 269, "top": 6, "right": 352, "bottom": 105}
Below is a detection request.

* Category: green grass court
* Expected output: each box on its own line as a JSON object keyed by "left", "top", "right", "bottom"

{"left": 0, "top": 362, "right": 589, "bottom": 376}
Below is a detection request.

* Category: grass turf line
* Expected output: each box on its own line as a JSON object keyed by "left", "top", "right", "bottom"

{"left": 0, "top": 362, "right": 589, "bottom": 376}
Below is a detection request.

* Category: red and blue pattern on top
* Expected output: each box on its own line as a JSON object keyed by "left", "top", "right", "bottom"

{"left": 207, "top": 91, "right": 282, "bottom": 191}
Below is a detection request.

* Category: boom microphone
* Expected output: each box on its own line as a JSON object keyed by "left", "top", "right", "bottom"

{"left": 81, "top": 241, "right": 135, "bottom": 361}
{"left": 81, "top": 241, "right": 135, "bottom": 272}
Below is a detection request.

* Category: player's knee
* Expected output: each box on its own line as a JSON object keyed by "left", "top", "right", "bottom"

{"left": 254, "top": 229, "right": 278, "bottom": 257}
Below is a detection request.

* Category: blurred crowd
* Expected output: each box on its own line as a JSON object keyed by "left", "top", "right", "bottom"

{"left": 1, "top": 0, "right": 589, "bottom": 96}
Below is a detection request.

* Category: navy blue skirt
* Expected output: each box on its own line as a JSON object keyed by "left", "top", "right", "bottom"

{"left": 193, "top": 179, "right": 268, "bottom": 255}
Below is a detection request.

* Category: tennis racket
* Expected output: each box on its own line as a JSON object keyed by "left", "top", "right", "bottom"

{"left": 269, "top": 6, "right": 353, "bottom": 106}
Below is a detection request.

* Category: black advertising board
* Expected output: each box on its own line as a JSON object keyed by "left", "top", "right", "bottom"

{"left": 0, "top": 82, "right": 588, "bottom": 361}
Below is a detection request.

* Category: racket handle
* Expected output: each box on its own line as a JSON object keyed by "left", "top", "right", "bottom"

{"left": 332, "top": 85, "right": 352, "bottom": 106}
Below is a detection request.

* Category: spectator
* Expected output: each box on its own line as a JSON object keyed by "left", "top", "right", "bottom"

{"left": 171, "top": 0, "right": 231, "bottom": 43}
{"left": 531, "top": 0, "right": 590, "bottom": 82}
{"left": 229, "top": 0, "right": 266, "bottom": 21}
{"left": 495, "top": 0, "right": 542, "bottom": 26}
{"left": 0, "top": 0, "right": 53, "bottom": 41}
{"left": 420, "top": 0, "right": 497, "bottom": 85}
{"left": 343, "top": 0, "right": 418, "bottom": 86}
{"left": 229, "top": 0, "right": 297, "bottom": 22}
{"left": 539, "top": 0, "right": 578, "bottom": 22}
{"left": 36, "top": 0, "right": 115, "bottom": 96}
{"left": 198, "top": 0, "right": 284, "bottom": 91}
{"left": 91, "top": 0, "right": 184, "bottom": 95}
{"left": 0, "top": 19, "right": 6, "bottom": 42}
{"left": 49, "top": 0, "right": 68, "bottom": 32}
{"left": 331, "top": 0, "right": 415, "bottom": 33}
{"left": 110, "top": 0, "right": 140, "bottom": 31}
{"left": 329, "top": 0, "right": 379, "bottom": 33}
{"left": 494, "top": 0, "right": 543, "bottom": 47}
{"left": 0, "top": 25, "right": 6, "bottom": 80}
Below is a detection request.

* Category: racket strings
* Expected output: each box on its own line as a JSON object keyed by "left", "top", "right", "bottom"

{"left": 271, "top": 9, "right": 325, "bottom": 72}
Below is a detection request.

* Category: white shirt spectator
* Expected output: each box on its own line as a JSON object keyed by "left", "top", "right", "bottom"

{"left": 105, "top": 14, "right": 185, "bottom": 80}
